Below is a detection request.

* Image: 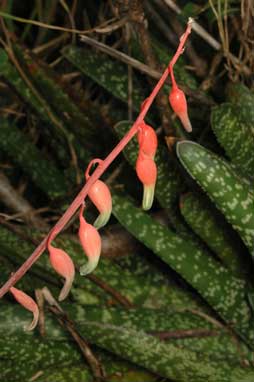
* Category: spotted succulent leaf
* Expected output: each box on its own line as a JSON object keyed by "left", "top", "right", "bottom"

{"left": 62, "top": 47, "right": 144, "bottom": 112}
{"left": 112, "top": 191, "right": 254, "bottom": 346}
{"left": 0, "top": 329, "right": 155, "bottom": 382}
{"left": 1, "top": 303, "right": 253, "bottom": 367}
{"left": 226, "top": 82, "right": 254, "bottom": 124}
{"left": 0, "top": 49, "right": 90, "bottom": 166}
{"left": 0, "top": 118, "right": 68, "bottom": 199}
{"left": 180, "top": 192, "right": 247, "bottom": 278}
{"left": 211, "top": 103, "right": 254, "bottom": 178}
{"left": 2, "top": 302, "right": 254, "bottom": 382}
{"left": 176, "top": 140, "right": 254, "bottom": 253}
{"left": 13, "top": 43, "right": 98, "bottom": 143}
{"left": 63, "top": 320, "right": 254, "bottom": 382}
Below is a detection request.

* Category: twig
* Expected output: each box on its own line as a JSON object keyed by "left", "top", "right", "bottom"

{"left": 200, "top": 52, "right": 223, "bottom": 92}
{"left": 126, "top": 24, "right": 133, "bottom": 121}
{"left": 145, "top": 0, "right": 177, "bottom": 46}
{"left": 32, "top": 34, "right": 69, "bottom": 55}
{"left": 0, "top": 216, "right": 42, "bottom": 246}
{"left": 147, "top": 0, "right": 207, "bottom": 77}
{"left": 28, "top": 371, "right": 44, "bottom": 382}
{"left": 150, "top": 328, "right": 220, "bottom": 340}
{"left": 42, "top": 287, "right": 105, "bottom": 381}
{"left": 79, "top": 35, "right": 214, "bottom": 106}
{"left": 0, "top": 171, "right": 48, "bottom": 230}
{"left": 80, "top": 34, "right": 161, "bottom": 79}
{"left": 35, "top": 289, "right": 45, "bottom": 336}
{"left": 87, "top": 274, "right": 133, "bottom": 308}
{"left": 166, "top": 11, "right": 207, "bottom": 77}
{"left": 164, "top": 0, "right": 251, "bottom": 76}
{"left": 163, "top": 0, "right": 221, "bottom": 50}
{"left": 187, "top": 309, "right": 224, "bottom": 329}
{"left": 0, "top": 21, "right": 80, "bottom": 178}
{"left": 128, "top": 0, "right": 173, "bottom": 135}
{"left": 188, "top": 308, "right": 246, "bottom": 364}
{"left": 209, "top": 0, "right": 252, "bottom": 79}
{"left": 0, "top": 10, "right": 124, "bottom": 36}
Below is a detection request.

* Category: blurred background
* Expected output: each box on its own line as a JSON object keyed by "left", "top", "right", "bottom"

{"left": 1, "top": 1, "right": 254, "bottom": 382}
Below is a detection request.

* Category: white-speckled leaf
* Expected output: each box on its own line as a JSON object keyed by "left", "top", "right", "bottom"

{"left": 176, "top": 141, "right": 254, "bottom": 252}
{"left": 112, "top": 191, "right": 254, "bottom": 347}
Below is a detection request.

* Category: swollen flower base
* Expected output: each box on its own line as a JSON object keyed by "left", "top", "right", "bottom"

{"left": 137, "top": 122, "right": 158, "bottom": 159}
{"left": 0, "top": 20, "right": 194, "bottom": 327}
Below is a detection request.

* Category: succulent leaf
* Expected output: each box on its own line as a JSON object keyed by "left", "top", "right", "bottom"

{"left": 176, "top": 140, "right": 254, "bottom": 253}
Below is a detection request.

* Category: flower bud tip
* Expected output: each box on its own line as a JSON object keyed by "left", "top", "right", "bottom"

{"left": 80, "top": 257, "right": 99, "bottom": 276}
{"left": 142, "top": 184, "right": 156, "bottom": 211}
{"left": 94, "top": 210, "right": 112, "bottom": 229}
{"left": 179, "top": 114, "right": 192, "bottom": 133}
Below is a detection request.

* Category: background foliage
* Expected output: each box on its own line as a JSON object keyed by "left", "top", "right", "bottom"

{"left": 1, "top": 1, "right": 254, "bottom": 381}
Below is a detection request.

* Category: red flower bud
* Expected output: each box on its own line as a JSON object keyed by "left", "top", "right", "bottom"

{"left": 48, "top": 244, "right": 75, "bottom": 301}
{"left": 79, "top": 206, "right": 102, "bottom": 276}
{"left": 137, "top": 122, "right": 158, "bottom": 159}
{"left": 10, "top": 287, "right": 39, "bottom": 331}
{"left": 136, "top": 152, "right": 157, "bottom": 210}
{"left": 88, "top": 180, "right": 112, "bottom": 229}
{"left": 169, "top": 85, "right": 192, "bottom": 132}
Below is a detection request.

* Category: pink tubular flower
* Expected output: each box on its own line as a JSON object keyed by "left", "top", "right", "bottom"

{"left": 48, "top": 243, "right": 75, "bottom": 301}
{"left": 10, "top": 286, "right": 39, "bottom": 331}
{"left": 137, "top": 122, "right": 158, "bottom": 159}
{"left": 88, "top": 180, "right": 112, "bottom": 229}
{"left": 169, "top": 84, "right": 192, "bottom": 133}
{"left": 136, "top": 152, "right": 157, "bottom": 211}
{"left": 79, "top": 204, "right": 102, "bottom": 276}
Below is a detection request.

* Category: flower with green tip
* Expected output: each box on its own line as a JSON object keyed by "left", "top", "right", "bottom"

{"left": 136, "top": 151, "right": 157, "bottom": 211}
{"left": 88, "top": 179, "right": 112, "bottom": 229}
{"left": 48, "top": 243, "right": 75, "bottom": 301}
{"left": 10, "top": 286, "right": 39, "bottom": 331}
{"left": 79, "top": 204, "right": 102, "bottom": 276}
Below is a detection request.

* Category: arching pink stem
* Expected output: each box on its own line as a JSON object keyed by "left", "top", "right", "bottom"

{"left": 0, "top": 19, "right": 193, "bottom": 299}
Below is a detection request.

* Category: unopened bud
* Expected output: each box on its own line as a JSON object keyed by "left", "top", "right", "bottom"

{"left": 169, "top": 85, "right": 192, "bottom": 133}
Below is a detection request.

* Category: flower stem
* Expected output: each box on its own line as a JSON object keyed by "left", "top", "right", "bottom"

{"left": 0, "top": 19, "right": 192, "bottom": 299}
